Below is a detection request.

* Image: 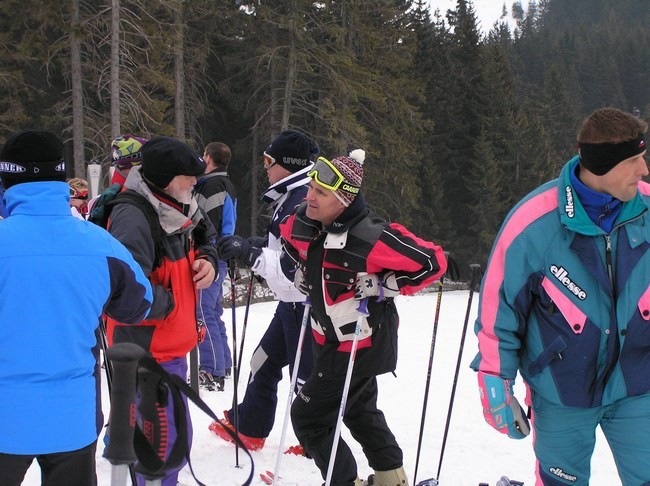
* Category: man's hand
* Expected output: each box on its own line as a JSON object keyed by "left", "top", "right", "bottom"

{"left": 192, "top": 259, "right": 215, "bottom": 289}
{"left": 354, "top": 272, "right": 400, "bottom": 301}
{"left": 477, "top": 371, "right": 530, "bottom": 439}
{"left": 217, "top": 235, "right": 261, "bottom": 267}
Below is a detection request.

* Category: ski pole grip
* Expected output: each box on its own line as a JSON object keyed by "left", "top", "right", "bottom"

{"left": 103, "top": 342, "right": 146, "bottom": 465}
{"left": 469, "top": 263, "right": 482, "bottom": 292}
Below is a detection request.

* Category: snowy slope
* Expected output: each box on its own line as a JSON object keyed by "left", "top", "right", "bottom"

{"left": 23, "top": 292, "right": 620, "bottom": 485}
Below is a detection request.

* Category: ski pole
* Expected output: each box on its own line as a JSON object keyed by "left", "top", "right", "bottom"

{"left": 236, "top": 269, "right": 256, "bottom": 382}
{"left": 436, "top": 263, "right": 483, "bottom": 480}
{"left": 325, "top": 299, "right": 369, "bottom": 486}
{"left": 103, "top": 343, "right": 146, "bottom": 486}
{"left": 413, "top": 253, "right": 458, "bottom": 485}
{"left": 228, "top": 260, "right": 241, "bottom": 468}
{"left": 272, "top": 300, "right": 312, "bottom": 486}
{"left": 99, "top": 319, "right": 139, "bottom": 486}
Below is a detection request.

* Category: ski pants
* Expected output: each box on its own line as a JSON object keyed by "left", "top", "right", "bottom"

{"left": 292, "top": 372, "right": 403, "bottom": 486}
{"left": 532, "top": 391, "right": 650, "bottom": 485}
{"left": 136, "top": 357, "right": 192, "bottom": 486}
{"left": 0, "top": 440, "right": 97, "bottom": 486}
{"left": 229, "top": 300, "right": 313, "bottom": 438}
{"left": 197, "top": 260, "right": 232, "bottom": 376}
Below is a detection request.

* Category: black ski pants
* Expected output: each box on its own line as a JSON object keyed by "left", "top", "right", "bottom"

{"left": 291, "top": 371, "right": 402, "bottom": 485}
{"left": 0, "top": 441, "right": 97, "bottom": 486}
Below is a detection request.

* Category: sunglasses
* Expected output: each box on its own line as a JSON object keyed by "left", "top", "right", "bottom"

{"left": 263, "top": 152, "right": 276, "bottom": 169}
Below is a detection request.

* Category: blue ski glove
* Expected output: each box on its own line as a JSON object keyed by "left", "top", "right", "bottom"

{"left": 354, "top": 272, "right": 400, "bottom": 301}
{"left": 216, "top": 235, "right": 262, "bottom": 267}
{"left": 477, "top": 371, "right": 530, "bottom": 440}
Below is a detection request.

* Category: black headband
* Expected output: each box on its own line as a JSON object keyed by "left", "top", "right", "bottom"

{"left": 578, "top": 133, "right": 647, "bottom": 176}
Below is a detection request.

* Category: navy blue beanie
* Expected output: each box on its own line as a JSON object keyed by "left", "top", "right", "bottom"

{"left": 265, "top": 130, "right": 319, "bottom": 173}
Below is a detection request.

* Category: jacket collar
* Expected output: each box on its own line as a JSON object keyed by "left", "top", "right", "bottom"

{"left": 558, "top": 156, "right": 648, "bottom": 235}
{"left": 125, "top": 166, "right": 202, "bottom": 235}
{"left": 3, "top": 181, "right": 72, "bottom": 218}
{"left": 262, "top": 165, "right": 313, "bottom": 203}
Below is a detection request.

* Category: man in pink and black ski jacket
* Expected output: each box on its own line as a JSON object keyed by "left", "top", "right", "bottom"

{"left": 280, "top": 150, "right": 447, "bottom": 486}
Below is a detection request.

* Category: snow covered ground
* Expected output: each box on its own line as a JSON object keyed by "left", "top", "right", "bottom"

{"left": 23, "top": 291, "right": 621, "bottom": 485}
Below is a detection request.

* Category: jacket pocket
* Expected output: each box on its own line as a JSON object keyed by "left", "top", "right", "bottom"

{"left": 527, "top": 336, "right": 567, "bottom": 376}
{"left": 637, "top": 285, "right": 650, "bottom": 321}
{"left": 541, "top": 276, "right": 587, "bottom": 334}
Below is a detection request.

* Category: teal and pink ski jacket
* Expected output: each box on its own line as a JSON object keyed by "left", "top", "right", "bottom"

{"left": 471, "top": 156, "right": 650, "bottom": 408}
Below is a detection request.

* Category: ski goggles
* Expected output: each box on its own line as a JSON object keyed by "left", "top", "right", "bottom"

{"left": 307, "top": 156, "right": 360, "bottom": 195}
{"left": 263, "top": 152, "right": 276, "bottom": 169}
{"left": 69, "top": 187, "right": 88, "bottom": 200}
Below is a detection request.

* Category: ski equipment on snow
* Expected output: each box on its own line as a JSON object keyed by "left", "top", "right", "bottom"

{"left": 436, "top": 264, "right": 483, "bottom": 480}
{"left": 413, "top": 252, "right": 458, "bottom": 485}
{"left": 272, "top": 300, "right": 311, "bottom": 485}
{"left": 103, "top": 343, "right": 146, "bottom": 486}
{"left": 324, "top": 298, "right": 369, "bottom": 486}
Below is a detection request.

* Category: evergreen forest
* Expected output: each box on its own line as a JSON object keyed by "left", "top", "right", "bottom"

{"left": 1, "top": 0, "right": 649, "bottom": 270}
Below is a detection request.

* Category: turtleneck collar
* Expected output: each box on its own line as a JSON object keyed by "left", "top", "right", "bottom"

{"left": 570, "top": 162, "right": 622, "bottom": 233}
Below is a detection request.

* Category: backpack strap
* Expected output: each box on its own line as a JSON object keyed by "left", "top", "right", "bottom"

{"left": 88, "top": 183, "right": 123, "bottom": 227}
{"left": 134, "top": 356, "right": 255, "bottom": 486}
{"left": 108, "top": 191, "right": 165, "bottom": 271}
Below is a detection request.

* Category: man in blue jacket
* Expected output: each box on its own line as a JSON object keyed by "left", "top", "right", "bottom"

{"left": 193, "top": 141, "right": 237, "bottom": 391}
{"left": 0, "top": 130, "right": 153, "bottom": 485}
{"left": 471, "top": 107, "right": 649, "bottom": 485}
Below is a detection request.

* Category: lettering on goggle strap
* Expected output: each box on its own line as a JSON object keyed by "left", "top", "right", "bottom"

{"left": 340, "top": 183, "right": 360, "bottom": 194}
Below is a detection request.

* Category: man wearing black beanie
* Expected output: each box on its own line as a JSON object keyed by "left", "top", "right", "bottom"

{"left": 210, "top": 130, "right": 319, "bottom": 452}
{"left": 0, "top": 130, "right": 152, "bottom": 484}
{"left": 105, "top": 135, "right": 219, "bottom": 486}
{"left": 471, "top": 107, "right": 650, "bottom": 486}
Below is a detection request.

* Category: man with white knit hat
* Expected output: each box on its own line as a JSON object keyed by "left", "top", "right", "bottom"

{"left": 281, "top": 150, "right": 448, "bottom": 486}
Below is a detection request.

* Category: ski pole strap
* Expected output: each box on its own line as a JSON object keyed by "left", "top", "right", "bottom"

{"left": 103, "top": 343, "right": 147, "bottom": 465}
{"left": 134, "top": 356, "right": 255, "bottom": 486}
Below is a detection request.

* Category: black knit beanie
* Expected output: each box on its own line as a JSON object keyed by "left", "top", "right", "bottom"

{"left": 265, "top": 130, "right": 319, "bottom": 173}
{"left": 0, "top": 130, "right": 66, "bottom": 189}
{"left": 141, "top": 136, "right": 206, "bottom": 188}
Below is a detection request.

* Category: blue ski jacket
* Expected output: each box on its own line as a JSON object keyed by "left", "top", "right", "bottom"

{"left": 471, "top": 156, "right": 650, "bottom": 408}
{"left": 0, "top": 181, "right": 152, "bottom": 454}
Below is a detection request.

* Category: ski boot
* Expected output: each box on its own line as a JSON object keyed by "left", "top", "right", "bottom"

{"left": 367, "top": 466, "right": 409, "bottom": 485}
{"left": 208, "top": 410, "right": 265, "bottom": 451}
{"left": 199, "top": 370, "right": 224, "bottom": 391}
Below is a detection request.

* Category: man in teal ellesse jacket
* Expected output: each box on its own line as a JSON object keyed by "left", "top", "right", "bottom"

{"left": 471, "top": 108, "right": 650, "bottom": 485}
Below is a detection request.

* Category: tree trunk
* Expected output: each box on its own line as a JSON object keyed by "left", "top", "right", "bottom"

{"left": 174, "top": 1, "right": 185, "bottom": 139}
{"left": 110, "top": 0, "right": 120, "bottom": 137}
{"left": 70, "top": 0, "right": 85, "bottom": 177}
{"left": 250, "top": 123, "right": 259, "bottom": 236}
{"left": 280, "top": 14, "right": 297, "bottom": 131}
